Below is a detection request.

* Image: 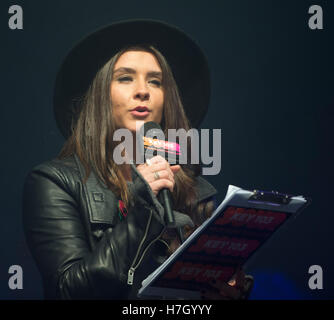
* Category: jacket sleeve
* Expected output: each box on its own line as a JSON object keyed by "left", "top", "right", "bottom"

{"left": 22, "top": 162, "right": 166, "bottom": 299}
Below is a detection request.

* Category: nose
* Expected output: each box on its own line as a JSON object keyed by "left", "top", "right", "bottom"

{"left": 134, "top": 80, "right": 150, "bottom": 101}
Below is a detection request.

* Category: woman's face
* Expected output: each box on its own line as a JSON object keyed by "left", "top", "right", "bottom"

{"left": 111, "top": 50, "right": 164, "bottom": 132}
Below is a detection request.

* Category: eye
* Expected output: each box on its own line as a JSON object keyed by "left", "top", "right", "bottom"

{"left": 118, "top": 76, "right": 132, "bottom": 82}
{"left": 149, "top": 79, "right": 162, "bottom": 87}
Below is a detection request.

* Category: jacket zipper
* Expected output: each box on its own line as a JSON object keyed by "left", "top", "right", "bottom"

{"left": 127, "top": 210, "right": 166, "bottom": 285}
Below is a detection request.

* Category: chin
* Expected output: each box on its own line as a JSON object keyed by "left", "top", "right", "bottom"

{"left": 124, "top": 121, "right": 141, "bottom": 133}
{"left": 123, "top": 118, "right": 161, "bottom": 133}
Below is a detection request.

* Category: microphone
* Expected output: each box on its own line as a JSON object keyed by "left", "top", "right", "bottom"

{"left": 137, "top": 122, "right": 180, "bottom": 231}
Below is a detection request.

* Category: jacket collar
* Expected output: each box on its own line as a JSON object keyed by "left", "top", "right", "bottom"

{"left": 195, "top": 176, "right": 218, "bottom": 203}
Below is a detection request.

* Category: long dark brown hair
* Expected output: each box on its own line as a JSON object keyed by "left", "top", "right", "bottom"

{"left": 58, "top": 45, "right": 211, "bottom": 224}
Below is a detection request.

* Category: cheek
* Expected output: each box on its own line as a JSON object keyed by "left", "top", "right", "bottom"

{"left": 111, "top": 88, "right": 125, "bottom": 125}
{"left": 110, "top": 86, "right": 121, "bottom": 106}
{"left": 111, "top": 87, "right": 128, "bottom": 112}
{"left": 111, "top": 82, "right": 132, "bottom": 103}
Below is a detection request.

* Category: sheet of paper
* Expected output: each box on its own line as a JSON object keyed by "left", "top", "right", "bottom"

{"left": 139, "top": 185, "right": 309, "bottom": 299}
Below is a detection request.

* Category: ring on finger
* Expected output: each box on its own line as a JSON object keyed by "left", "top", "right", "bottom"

{"left": 154, "top": 171, "right": 160, "bottom": 180}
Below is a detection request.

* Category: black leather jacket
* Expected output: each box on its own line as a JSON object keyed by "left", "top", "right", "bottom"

{"left": 22, "top": 155, "right": 217, "bottom": 299}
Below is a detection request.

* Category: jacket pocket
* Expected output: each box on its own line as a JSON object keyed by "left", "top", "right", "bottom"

{"left": 88, "top": 191, "right": 119, "bottom": 225}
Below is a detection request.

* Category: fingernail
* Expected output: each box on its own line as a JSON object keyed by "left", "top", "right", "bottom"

{"left": 228, "top": 279, "right": 236, "bottom": 286}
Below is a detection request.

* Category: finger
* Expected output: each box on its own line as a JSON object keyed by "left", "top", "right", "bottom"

{"left": 220, "top": 288, "right": 241, "bottom": 300}
{"left": 152, "top": 164, "right": 175, "bottom": 183}
{"left": 136, "top": 163, "right": 149, "bottom": 176}
{"left": 150, "top": 155, "right": 166, "bottom": 164}
{"left": 227, "top": 267, "right": 243, "bottom": 287}
{"left": 219, "top": 282, "right": 242, "bottom": 300}
{"left": 210, "top": 279, "right": 242, "bottom": 300}
{"left": 148, "top": 160, "right": 178, "bottom": 179}
{"left": 150, "top": 157, "right": 177, "bottom": 177}
{"left": 170, "top": 165, "right": 181, "bottom": 173}
{"left": 137, "top": 164, "right": 171, "bottom": 186}
{"left": 145, "top": 158, "right": 153, "bottom": 166}
{"left": 151, "top": 179, "right": 174, "bottom": 194}
{"left": 227, "top": 278, "right": 236, "bottom": 286}
{"left": 231, "top": 268, "right": 245, "bottom": 289}
{"left": 159, "top": 165, "right": 174, "bottom": 180}
{"left": 150, "top": 170, "right": 174, "bottom": 184}
{"left": 140, "top": 163, "right": 168, "bottom": 181}
{"left": 149, "top": 162, "right": 169, "bottom": 173}
{"left": 156, "top": 179, "right": 174, "bottom": 194}
{"left": 166, "top": 166, "right": 175, "bottom": 181}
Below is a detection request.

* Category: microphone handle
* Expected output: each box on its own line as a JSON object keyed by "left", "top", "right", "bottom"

{"left": 158, "top": 189, "right": 185, "bottom": 244}
{"left": 159, "top": 188, "right": 175, "bottom": 226}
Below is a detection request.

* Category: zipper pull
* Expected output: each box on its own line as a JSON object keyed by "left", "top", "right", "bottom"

{"left": 127, "top": 267, "right": 135, "bottom": 285}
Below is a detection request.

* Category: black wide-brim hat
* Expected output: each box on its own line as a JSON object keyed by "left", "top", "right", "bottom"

{"left": 54, "top": 19, "right": 210, "bottom": 139}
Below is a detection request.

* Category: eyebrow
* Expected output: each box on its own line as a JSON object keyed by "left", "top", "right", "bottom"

{"left": 113, "top": 67, "right": 162, "bottom": 78}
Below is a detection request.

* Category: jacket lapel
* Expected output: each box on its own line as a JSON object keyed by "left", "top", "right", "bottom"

{"left": 74, "top": 155, "right": 118, "bottom": 225}
{"left": 196, "top": 176, "right": 218, "bottom": 203}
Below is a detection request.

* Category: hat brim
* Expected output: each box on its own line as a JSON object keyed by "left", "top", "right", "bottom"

{"left": 54, "top": 19, "right": 210, "bottom": 138}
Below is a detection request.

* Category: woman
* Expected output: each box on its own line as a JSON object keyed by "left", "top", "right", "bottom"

{"left": 22, "top": 19, "right": 253, "bottom": 300}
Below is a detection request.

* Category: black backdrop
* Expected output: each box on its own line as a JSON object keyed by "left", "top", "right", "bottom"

{"left": 1, "top": 0, "right": 333, "bottom": 299}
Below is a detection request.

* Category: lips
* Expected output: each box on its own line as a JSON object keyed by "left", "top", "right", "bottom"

{"left": 132, "top": 106, "right": 149, "bottom": 112}
{"left": 130, "top": 106, "right": 150, "bottom": 118}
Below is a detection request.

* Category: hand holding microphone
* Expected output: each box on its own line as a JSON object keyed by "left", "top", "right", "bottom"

{"left": 136, "top": 155, "right": 181, "bottom": 196}
{"left": 136, "top": 121, "right": 182, "bottom": 231}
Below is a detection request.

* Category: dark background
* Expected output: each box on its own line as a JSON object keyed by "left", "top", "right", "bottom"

{"left": 1, "top": 0, "right": 333, "bottom": 299}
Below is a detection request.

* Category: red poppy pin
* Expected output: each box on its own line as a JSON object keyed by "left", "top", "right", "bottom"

{"left": 118, "top": 200, "right": 128, "bottom": 220}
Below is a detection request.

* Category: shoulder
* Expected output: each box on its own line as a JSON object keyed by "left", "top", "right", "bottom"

{"left": 29, "top": 154, "right": 78, "bottom": 174}
{"left": 194, "top": 175, "right": 218, "bottom": 203}
{"left": 24, "top": 155, "right": 81, "bottom": 194}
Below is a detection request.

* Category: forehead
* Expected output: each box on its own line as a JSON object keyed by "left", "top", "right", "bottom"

{"left": 114, "top": 50, "right": 161, "bottom": 71}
